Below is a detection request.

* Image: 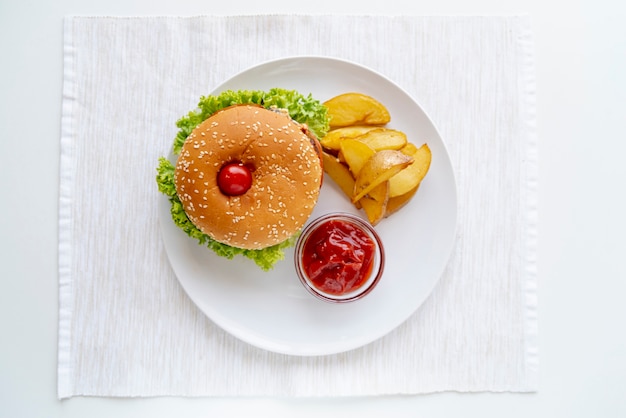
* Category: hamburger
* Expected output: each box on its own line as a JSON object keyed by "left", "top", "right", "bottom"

{"left": 157, "top": 88, "right": 330, "bottom": 271}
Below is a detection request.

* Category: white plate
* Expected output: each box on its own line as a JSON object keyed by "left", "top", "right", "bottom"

{"left": 159, "top": 56, "right": 457, "bottom": 356}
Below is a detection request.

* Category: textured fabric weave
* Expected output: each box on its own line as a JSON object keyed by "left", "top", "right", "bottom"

{"left": 58, "top": 15, "right": 538, "bottom": 398}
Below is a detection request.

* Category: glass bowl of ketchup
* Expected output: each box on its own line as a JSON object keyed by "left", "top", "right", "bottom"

{"left": 294, "top": 212, "right": 385, "bottom": 303}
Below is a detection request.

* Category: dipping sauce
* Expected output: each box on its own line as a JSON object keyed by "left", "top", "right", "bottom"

{"left": 295, "top": 213, "right": 385, "bottom": 303}
{"left": 302, "top": 219, "right": 375, "bottom": 294}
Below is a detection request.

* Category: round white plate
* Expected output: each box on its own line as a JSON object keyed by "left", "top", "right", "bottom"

{"left": 159, "top": 56, "right": 457, "bottom": 356}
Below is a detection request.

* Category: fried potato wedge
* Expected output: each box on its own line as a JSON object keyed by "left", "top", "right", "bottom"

{"left": 359, "top": 181, "right": 389, "bottom": 226}
{"left": 320, "top": 92, "right": 431, "bottom": 225}
{"left": 324, "top": 93, "right": 391, "bottom": 128}
{"left": 366, "top": 179, "right": 389, "bottom": 203}
{"left": 339, "top": 139, "right": 375, "bottom": 176}
{"left": 352, "top": 150, "right": 413, "bottom": 203}
{"left": 320, "top": 126, "right": 379, "bottom": 151}
{"left": 322, "top": 151, "right": 361, "bottom": 209}
{"left": 385, "top": 184, "right": 419, "bottom": 217}
{"left": 388, "top": 143, "right": 431, "bottom": 198}
{"left": 355, "top": 128, "right": 408, "bottom": 152}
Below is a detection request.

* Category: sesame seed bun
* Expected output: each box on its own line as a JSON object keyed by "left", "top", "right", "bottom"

{"left": 174, "top": 105, "right": 323, "bottom": 250}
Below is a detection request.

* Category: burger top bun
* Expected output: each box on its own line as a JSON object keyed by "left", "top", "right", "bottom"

{"left": 174, "top": 104, "right": 323, "bottom": 250}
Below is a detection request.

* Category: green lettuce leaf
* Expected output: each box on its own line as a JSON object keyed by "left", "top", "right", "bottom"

{"left": 156, "top": 88, "right": 329, "bottom": 271}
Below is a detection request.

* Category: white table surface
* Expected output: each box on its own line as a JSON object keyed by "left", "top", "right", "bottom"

{"left": 1, "top": 1, "right": 625, "bottom": 417}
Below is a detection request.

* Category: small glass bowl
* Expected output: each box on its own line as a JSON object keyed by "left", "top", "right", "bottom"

{"left": 294, "top": 212, "right": 385, "bottom": 303}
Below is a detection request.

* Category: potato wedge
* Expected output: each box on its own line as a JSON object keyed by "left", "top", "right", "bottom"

{"left": 398, "top": 142, "right": 418, "bottom": 155}
{"left": 388, "top": 143, "right": 431, "bottom": 198}
{"left": 385, "top": 185, "right": 419, "bottom": 217}
{"left": 319, "top": 91, "right": 431, "bottom": 225}
{"left": 364, "top": 179, "right": 389, "bottom": 203}
{"left": 352, "top": 150, "right": 413, "bottom": 203}
{"left": 322, "top": 151, "right": 361, "bottom": 209}
{"left": 359, "top": 181, "right": 389, "bottom": 226}
{"left": 324, "top": 93, "right": 391, "bottom": 128}
{"left": 320, "top": 126, "right": 379, "bottom": 151}
{"left": 356, "top": 128, "right": 407, "bottom": 151}
{"left": 339, "top": 139, "right": 375, "bottom": 176}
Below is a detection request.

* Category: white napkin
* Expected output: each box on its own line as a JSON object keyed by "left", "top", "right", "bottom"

{"left": 58, "top": 15, "right": 538, "bottom": 398}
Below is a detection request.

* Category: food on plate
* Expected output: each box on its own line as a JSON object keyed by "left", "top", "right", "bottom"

{"left": 350, "top": 128, "right": 407, "bottom": 151}
{"left": 295, "top": 213, "right": 385, "bottom": 302}
{"left": 320, "top": 92, "right": 431, "bottom": 224}
{"left": 156, "top": 89, "right": 330, "bottom": 271}
{"left": 300, "top": 218, "right": 376, "bottom": 295}
{"left": 324, "top": 92, "right": 391, "bottom": 128}
{"left": 319, "top": 126, "right": 378, "bottom": 151}
{"left": 385, "top": 185, "right": 420, "bottom": 218}
{"left": 388, "top": 142, "right": 431, "bottom": 197}
{"left": 175, "top": 105, "right": 324, "bottom": 249}
{"left": 321, "top": 151, "right": 358, "bottom": 207}
{"left": 359, "top": 182, "right": 390, "bottom": 226}
{"left": 352, "top": 150, "right": 413, "bottom": 203}
{"left": 339, "top": 138, "right": 375, "bottom": 176}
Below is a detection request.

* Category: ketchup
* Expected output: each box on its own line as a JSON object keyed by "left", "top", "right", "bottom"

{"left": 301, "top": 219, "right": 376, "bottom": 295}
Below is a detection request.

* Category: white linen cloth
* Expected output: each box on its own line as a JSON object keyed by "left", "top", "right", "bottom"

{"left": 58, "top": 15, "right": 538, "bottom": 398}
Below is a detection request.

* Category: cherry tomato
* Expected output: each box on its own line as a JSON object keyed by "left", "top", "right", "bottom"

{"left": 217, "top": 163, "right": 252, "bottom": 196}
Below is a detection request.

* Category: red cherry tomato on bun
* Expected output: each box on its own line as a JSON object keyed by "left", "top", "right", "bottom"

{"left": 217, "top": 163, "right": 252, "bottom": 196}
